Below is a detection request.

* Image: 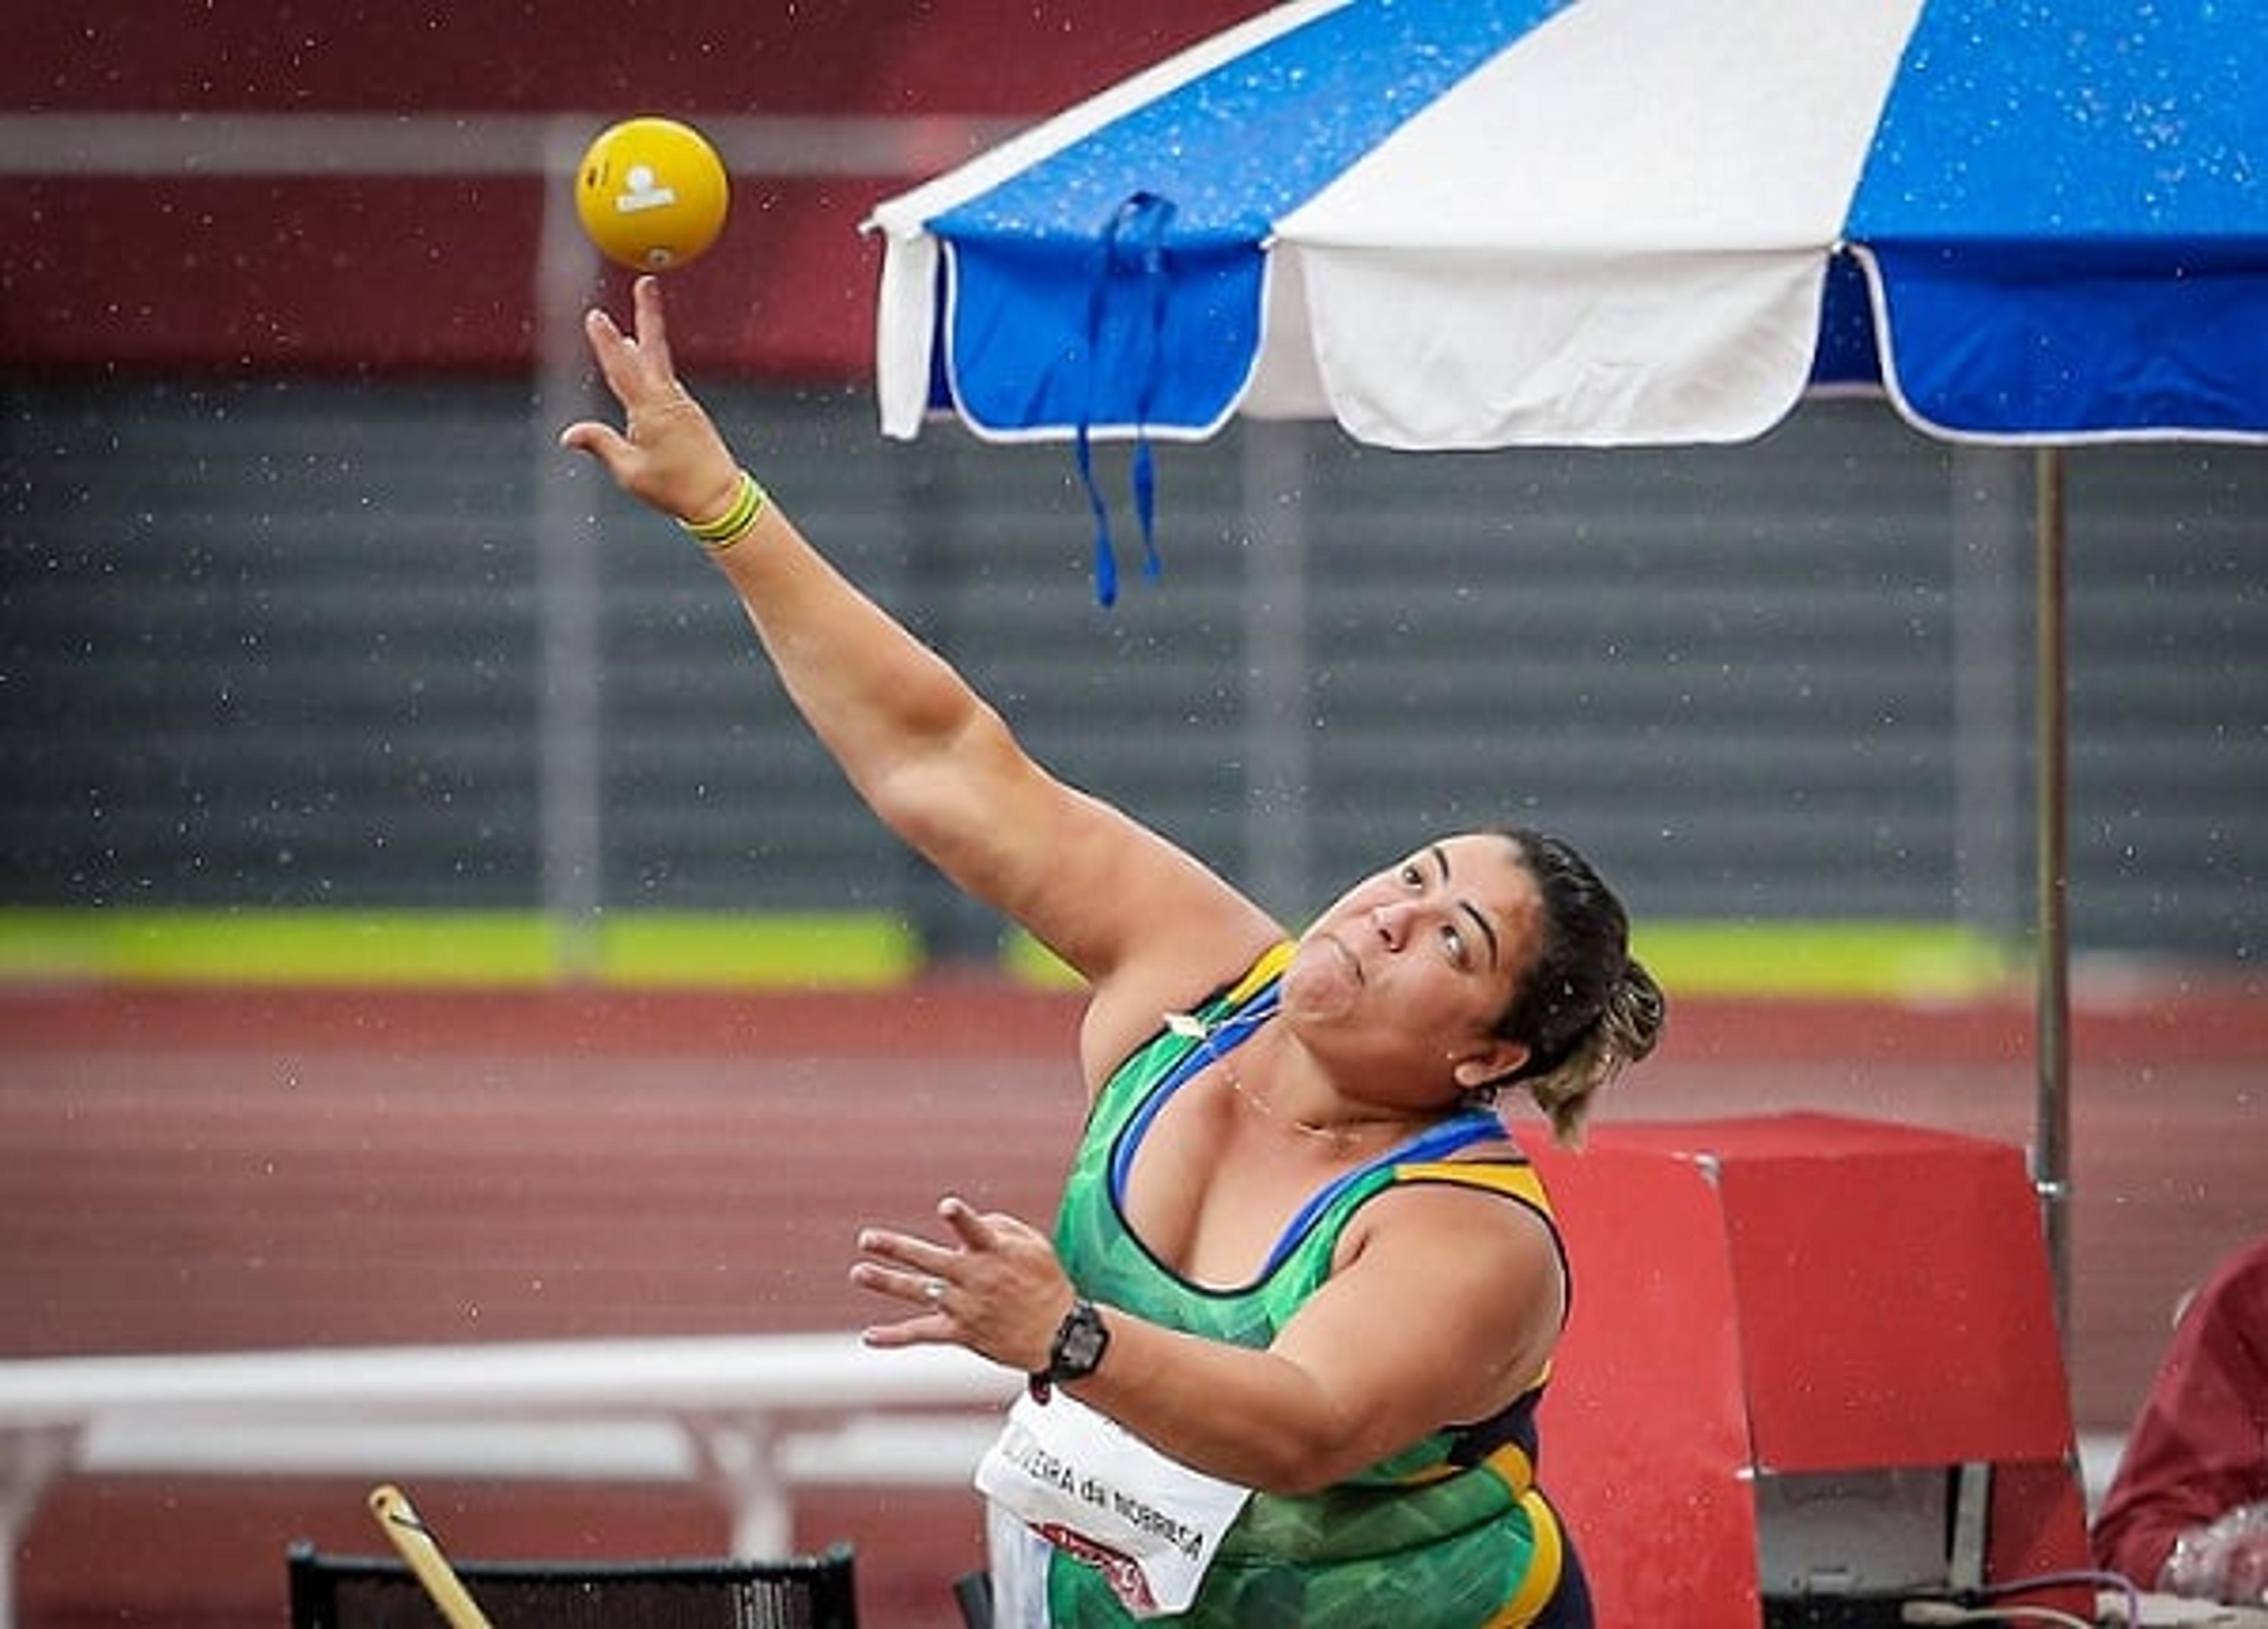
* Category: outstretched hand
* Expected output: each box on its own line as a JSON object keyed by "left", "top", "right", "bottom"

{"left": 853, "top": 1195, "right": 1077, "bottom": 1374}
{"left": 558, "top": 275, "right": 746, "bottom": 527}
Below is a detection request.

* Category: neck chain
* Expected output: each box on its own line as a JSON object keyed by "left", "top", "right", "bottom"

{"left": 1221, "top": 1057, "right": 1412, "bottom": 1152}
{"left": 1168, "top": 1009, "right": 1418, "bottom": 1153}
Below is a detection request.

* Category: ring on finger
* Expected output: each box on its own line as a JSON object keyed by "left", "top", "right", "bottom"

{"left": 922, "top": 1276, "right": 948, "bottom": 1305}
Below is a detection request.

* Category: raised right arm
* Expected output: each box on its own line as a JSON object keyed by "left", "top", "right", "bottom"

{"left": 558, "top": 278, "right": 1282, "bottom": 1079}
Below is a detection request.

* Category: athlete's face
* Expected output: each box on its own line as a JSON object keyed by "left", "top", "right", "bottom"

{"left": 1280, "top": 832, "right": 1543, "bottom": 1093}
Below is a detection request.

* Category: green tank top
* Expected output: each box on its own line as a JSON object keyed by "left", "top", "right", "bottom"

{"left": 1044, "top": 945, "right": 1576, "bottom": 1628}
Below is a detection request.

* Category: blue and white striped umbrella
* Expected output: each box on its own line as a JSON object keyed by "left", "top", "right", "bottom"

{"left": 869, "top": 0, "right": 2268, "bottom": 461}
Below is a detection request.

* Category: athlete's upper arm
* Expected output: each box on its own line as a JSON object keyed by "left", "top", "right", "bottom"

{"left": 1265, "top": 1187, "right": 1568, "bottom": 1478}
{"left": 879, "top": 713, "right": 1280, "bottom": 1074}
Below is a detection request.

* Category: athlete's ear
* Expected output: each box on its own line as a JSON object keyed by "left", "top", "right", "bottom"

{"left": 1452, "top": 1040, "right": 1527, "bottom": 1092}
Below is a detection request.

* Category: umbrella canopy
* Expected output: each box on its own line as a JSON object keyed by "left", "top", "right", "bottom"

{"left": 868, "top": 0, "right": 2268, "bottom": 454}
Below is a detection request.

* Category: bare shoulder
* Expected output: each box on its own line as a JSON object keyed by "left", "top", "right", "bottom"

{"left": 1074, "top": 910, "right": 1285, "bottom": 1087}
{"left": 1276, "top": 1165, "right": 1569, "bottom": 1425}
{"left": 1338, "top": 1170, "right": 1566, "bottom": 1312}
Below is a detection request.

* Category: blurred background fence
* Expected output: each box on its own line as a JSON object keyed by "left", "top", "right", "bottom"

{"left": 5, "top": 346, "right": 2266, "bottom": 982}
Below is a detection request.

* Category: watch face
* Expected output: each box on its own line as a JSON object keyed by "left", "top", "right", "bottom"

{"left": 1054, "top": 1301, "right": 1109, "bottom": 1376}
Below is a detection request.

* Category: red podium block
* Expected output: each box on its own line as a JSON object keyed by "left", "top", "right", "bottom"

{"left": 1523, "top": 1113, "right": 2089, "bottom": 1628}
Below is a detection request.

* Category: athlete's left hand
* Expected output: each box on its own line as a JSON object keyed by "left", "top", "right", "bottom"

{"left": 853, "top": 1194, "right": 1077, "bottom": 1376}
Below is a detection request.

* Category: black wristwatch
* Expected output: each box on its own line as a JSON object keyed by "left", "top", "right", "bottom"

{"left": 1029, "top": 1296, "right": 1110, "bottom": 1402}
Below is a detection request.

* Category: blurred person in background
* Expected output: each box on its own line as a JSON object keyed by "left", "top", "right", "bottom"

{"left": 2091, "top": 1233, "right": 2268, "bottom": 1607}
{"left": 562, "top": 276, "right": 1665, "bottom": 1629}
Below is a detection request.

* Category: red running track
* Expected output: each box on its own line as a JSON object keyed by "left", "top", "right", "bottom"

{"left": 2, "top": 976, "right": 2262, "bottom": 1627}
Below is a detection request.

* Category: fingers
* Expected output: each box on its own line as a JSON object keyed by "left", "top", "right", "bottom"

{"left": 559, "top": 283, "right": 738, "bottom": 516}
{"left": 855, "top": 1223, "right": 958, "bottom": 1276}
{"left": 631, "top": 274, "right": 673, "bottom": 368}
{"left": 851, "top": 1199, "right": 1065, "bottom": 1367}
{"left": 939, "top": 1194, "right": 999, "bottom": 1250}
{"left": 859, "top": 1320, "right": 931, "bottom": 1352}
{"left": 855, "top": 1198, "right": 999, "bottom": 1268}
{"left": 849, "top": 1257, "right": 950, "bottom": 1308}
{"left": 578, "top": 305, "right": 633, "bottom": 383}
{"left": 556, "top": 419, "right": 631, "bottom": 474}
{"left": 848, "top": 1249, "right": 956, "bottom": 1353}
{"left": 576, "top": 282, "right": 673, "bottom": 403}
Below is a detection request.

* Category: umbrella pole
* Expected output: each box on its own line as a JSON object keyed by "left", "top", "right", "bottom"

{"left": 2032, "top": 448, "right": 2072, "bottom": 1347}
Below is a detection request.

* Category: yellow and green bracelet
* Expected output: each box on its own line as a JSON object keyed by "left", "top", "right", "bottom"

{"left": 676, "top": 470, "right": 769, "bottom": 552}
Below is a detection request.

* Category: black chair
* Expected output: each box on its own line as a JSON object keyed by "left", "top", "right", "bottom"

{"left": 286, "top": 1540, "right": 859, "bottom": 1629}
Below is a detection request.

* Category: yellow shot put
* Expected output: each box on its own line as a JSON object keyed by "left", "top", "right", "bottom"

{"left": 574, "top": 116, "right": 730, "bottom": 271}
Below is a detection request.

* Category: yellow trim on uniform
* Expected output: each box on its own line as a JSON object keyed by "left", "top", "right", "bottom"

{"left": 1475, "top": 1436, "right": 1539, "bottom": 1498}
{"left": 1394, "top": 1159, "right": 1552, "bottom": 1211}
{"left": 1396, "top": 1424, "right": 1540, "bottom": 1493}
{"left": 1222, "top": 940, "right": 1298, "bottom": 1008}
{"left": 1487, "top": 1488, "right": 1566, "bottom": 1629}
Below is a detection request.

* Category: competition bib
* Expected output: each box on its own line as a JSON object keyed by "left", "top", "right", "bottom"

{"left": 976, "top": 1390, "right": 1253, "bottom": 1618}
